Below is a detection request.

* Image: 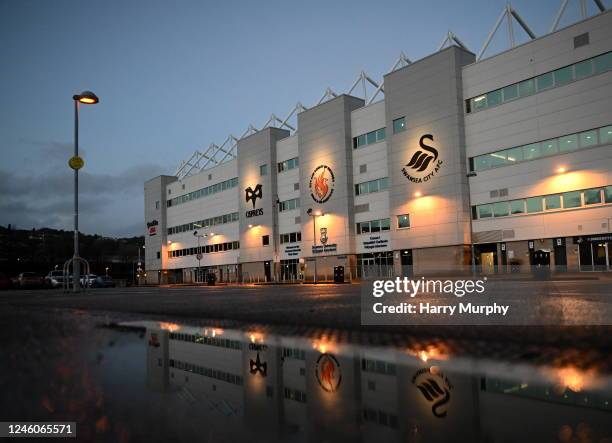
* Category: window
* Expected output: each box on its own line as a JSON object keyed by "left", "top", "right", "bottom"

{"left": 553, "top": 66, "right": 574, "bottom": 86}
{"left": 478, "top": 204, "right": 492, "bottom": 218}
{"left": 466, "top": 52, "right": 612, "bottom": 114}
{"left": 600, "top": 126, "right": 612, "bottom": 144}
{"left": 487, "top": 89, "right": 502, "bottom": 106}
{"left": 278, "top": 157, "right": 299, "bottom": 172}
{"left": 574, "top": 59, "right": 593, "bottom": 79}
{"left": 563, "top": 191, "right": 581, "bottom": 208}
{"left": 279, "top": 198, "right": 299, "bottom": 212}
{"left": 584, "top": 188, "right": 601, "bottom": 205}
{"left": 155, "top": 201, "right": 160, "bottom": 209}
{"left": 355, "top": 178, "right": 389, "bottom": 196}
{"left": 579, "top": 130, "right": 597, "bottom": 148}
{"left": 397, "top": 214, "right": 410, "bottom": 229}
{"left": 354, "top": 127, "right": 386, "bottom": 149}
{"left": 376, "top": 127, "right": 386, "bottom": 141}
{"left": 366, "top": 131, "right": 377, "bottom": 144}
{"left": 518, "top": 78, "right": 535, "bottom": 97}
{"left": 559, "top": 134, "right": 578, "bottom": 152}
{"left": 260, "top": 164, "right": 268, "bottom": 176}
{"left": 156, "top": 251, "right": 161, "bottom": 259}
{"left": 536, "top": 72, "right": 554, "bottom": 91}
{"left": 604, "top": 186, "right": 612, "bottom": 203}
{"left": 506, "top": 147, "right": 523, "bottom": 163}
{"left": 526, "top": 197, "right": 542, "bottom": 213}
{"left": 510, "top": 200, "right": 525, "bottom": 214}
{"left": 492, "top": 202, "right": 509, "bottom": 217}
{"left": 393, "top": 117, "right": 406, "bottom": 134}
{"left": 540, "top": 139, "right": 558, "bottom": 156}
{"left": 262, "top": 235, "right": 270, "bottom": 246}
{"left": 523, "top": 143, "right": 540, "bottom": 160}
{"left": 544, "top": 195, "right": 562, "bottom": 210}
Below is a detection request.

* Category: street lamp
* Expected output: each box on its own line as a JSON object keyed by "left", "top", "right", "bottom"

{"left": 307, "top": 208, "right": 324, "bottom": 284}
{"left": 68, "top": 90, "right": 99, "bottom": 292}
{"left": 193, "top": 227, "right": 207, "bottom": 283}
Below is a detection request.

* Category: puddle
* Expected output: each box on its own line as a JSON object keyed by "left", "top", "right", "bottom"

{"left": 0, "top": 309, "right": 611, "bottom": 442}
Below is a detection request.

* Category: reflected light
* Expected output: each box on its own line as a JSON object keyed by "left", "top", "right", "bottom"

{"left": 159, "top": 322, "right": 180, "bottom": 332}
{"left": 248, "top": 332, "right": 265, "bottom": 344}
{"left": 556, "top": 166, "right": 567, "bottom": 174}
{"left": 406, "top": 344, "right": 449, "bottom": 362}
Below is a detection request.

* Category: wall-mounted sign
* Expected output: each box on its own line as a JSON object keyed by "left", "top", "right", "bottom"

{"left": 312, "top": 244, "right": 337, "bottom": 254}
{"left": 401, "top": 134, "right": 443, "bottom": 183}
{"left": 315, "top": 353, "right": 341, "bottom": 393}
{"left": 362, "top": 235, "right": 389, "bottom": 250}
{"left": 412, "top": 367, "right": 452, "bottom": 418}
{"left": 249, "top": 352, "right": 267, "bottom": 377}
{"left": 147, "top": 220, "right": 158, "bottom": 236}
{"left": 245, "top": 184, "right": 264, "bottom": 218}
{"left": 284, "top": 244, "right": 301, "bottom": 257}
{"left": 320, "top": 227, "right": 328, "bottom": 245}
{"left": 309, "top": 165, "right": 335, "bottom": 204}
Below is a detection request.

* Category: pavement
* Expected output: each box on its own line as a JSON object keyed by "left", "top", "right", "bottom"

{"left": 2, "top": 280, "right": 612, "bottom": 349}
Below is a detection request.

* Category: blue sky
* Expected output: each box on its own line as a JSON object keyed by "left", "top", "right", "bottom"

{"left": 0, "top": 0, "right": 606, "bottom": 236}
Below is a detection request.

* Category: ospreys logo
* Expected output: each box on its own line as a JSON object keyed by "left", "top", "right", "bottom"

{"left": 245, "top": 184, "right": 263, "bottom": 208}
{"left": 309, "top": 165, "right": 335, "bottom": 204}
{"left": 402, "top": 134, "right": 443, "bottom": 183}
{"left": 249, "top": 352, "right": 267, "bottom": 377}
{"left": 315, "top": 353, "right": 341, "bottom": 393}
{"left": 412, "top": 366, "right": 452, "bottom": 418}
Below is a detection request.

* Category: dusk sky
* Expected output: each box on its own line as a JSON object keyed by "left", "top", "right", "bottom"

{"left": 0, "top": 0, "right": 604, "bottom": 237}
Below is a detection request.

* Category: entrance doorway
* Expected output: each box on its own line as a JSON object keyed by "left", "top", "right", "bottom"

{"left": 475, "top": 243, "right": 498, "bottom": 274}
{"left": 532, "top": 250, "right": 551, "bottom": 267}
{"left": 400, "top": 249, "right": 413, "bottom": 276}
{"left": 580, "top": 241, "right": 611, "bottom": 271}
{"left": 264, "top": 261, "right": 272, "bottom": 282}
{"left": 481, "top": 252, "right": 495, "bottom": 274}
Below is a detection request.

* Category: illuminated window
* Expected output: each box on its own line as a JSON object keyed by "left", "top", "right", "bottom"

{"left": 392, "top": 117, "right": 406, "bottom": 134}
{"left": 526, "top": 197, "right": 542, "bottom": 213}
{"left": 584, "top": 188, "right": 602, "bottom": 205}
{"left": 260, "top": 164, "right": 268, "bottom": 176}
{"left": 397, "top": 214, "right": 410, "bottom": 229}
{"left": 563, "top": 191, "right": 581, "bottom": 208}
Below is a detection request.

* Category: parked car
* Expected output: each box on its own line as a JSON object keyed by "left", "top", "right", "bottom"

{"left": 45, "top": 270, "right": 65, "bottom": 288}
{"left": 80, "top": 274, "right": 97, "bottom": 287}
{"left": 0, "top": 273, "right": 11, "bottom": 290}
{"left": 18, "top": 272, "right": 44, "bottom": 288}
{"left": 91, "top": 275, "right": 115, "bottom": 288}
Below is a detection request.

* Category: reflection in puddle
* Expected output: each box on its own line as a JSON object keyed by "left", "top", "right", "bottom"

{"left": 122, "top": 320, "right": 612, "bottom": 442}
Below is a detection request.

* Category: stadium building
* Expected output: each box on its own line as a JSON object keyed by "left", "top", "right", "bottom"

{"left": 145, "top": 5, "right": 612, "bottom": 284}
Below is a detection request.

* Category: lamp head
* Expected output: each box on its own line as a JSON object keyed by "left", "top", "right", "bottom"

{"left": 73, "top": 90, "right": 99, "bottom": 104}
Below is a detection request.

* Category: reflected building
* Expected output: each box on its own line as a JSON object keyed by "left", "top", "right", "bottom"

{"left": 141, "top": 322, "right": 612, "bottom": 441}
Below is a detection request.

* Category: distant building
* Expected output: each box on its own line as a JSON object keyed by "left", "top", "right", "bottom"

{"left": 145, "top": 8, "right": 612, "bottom": 284}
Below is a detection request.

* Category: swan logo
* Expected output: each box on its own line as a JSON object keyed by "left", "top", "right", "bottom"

{"left": 412, "top": 367, "right": 452, "bottom": 418}
{"left": 309, "top": 165, "right": 335, "bottom": 204}
{"left": 402, "top": 134, "right": 443, "bottom": 183}
{"left": 315, "top": 353, "right": 341, "bottom": 392}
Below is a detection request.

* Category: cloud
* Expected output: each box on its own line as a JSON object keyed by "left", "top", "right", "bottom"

{"left": 0, "top": 162, "right": 164, "bottom": 237}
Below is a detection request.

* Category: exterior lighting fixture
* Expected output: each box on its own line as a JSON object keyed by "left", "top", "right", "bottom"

{"left": 414, "top": 191, "right": 422, "bottom": 197}
{"left": 248, "top": 224, "right": 253, "bottom": 228}
{"left": 556, "top": 166, "right": 567, "bottom": 174}
{"left": 73, "top": 90, "right": 99, "bottom": 105}
{"left": 167, "top": 240, "right": 172, "bottom": 245}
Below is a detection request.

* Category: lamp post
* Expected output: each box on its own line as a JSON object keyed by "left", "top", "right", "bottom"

{"left": 70, "top": 90, "right": 99, "bottom": 292}
{"left": 193, "top": 225, "right": 207, "bottom": 283}
{"left": 307, "top": 208, "right": 324, "bottom": 284}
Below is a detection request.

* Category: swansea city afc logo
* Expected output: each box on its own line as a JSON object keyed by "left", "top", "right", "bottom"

{"left": 309, "top": 165, "right": 335, "bottom": 204}
{"left": 402, "top": 134, "right": 443, "bottom": 183}
{"left": 412, "top": 366, "right": 452, "bottom": 418}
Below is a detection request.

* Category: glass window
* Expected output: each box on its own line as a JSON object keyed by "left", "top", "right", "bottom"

{"left": 477, "top": 204, "right": 492, "bottom": 219}
{"left": 594, "top": 52, "right": 612, "bottom": 74}
{"left": 366, "top": 131, "right": 377, "bottom": 144}
{"left": 518, "top": 78, "right": 535, "bottom": 97}
{"left": 489, "top": 152, "right": 507, "bottom": 167}
{"left": 505, "top": 147, "right": 523, "bottom": 163}
{"left": 376, "top": 128, "right": 386, "bottom": 141}
{"left": 371, "top": 220, "right": 380, "bottom": 233}
{"left": 492, "top": 202, "right": 509, "bottom": 217}
{"left": 379, "top": 177, "right": 390, "bottom": 190}
{"left": 559, "top": 134, "right": 578, "bottom": 152}
{"left": 574, "top": 59, "right": 593, "bottom": 79}
{"left": 381, "top": 218, "right": 390, "bottom": 231}
{"left": 584, "top": 188, "right": 602, "bottom": 205}
{"left": 502, "top": 84, "right": 518, "bottom": 101}
{"left": 361, "top": 222, "right": 370, "bottom": 233}
{"left": 356, "top": 134, "right": 366, "bottom": 148}
{"left": 471, "top": 95, "right": 487, "bottom": 111}
{"left": 553, "top": 66, "right": 574, "bottom": 86}
{"left": 579, "top": 130, "right": 597, "bottom": 148}
{"left": 393, "top": 117, "right": 406, "bottom": 133}
{"left": 510, "top": 200, "right": 525, "bottom": 214}
{"left": 397, "top": 214, "right": 410, "bottom": 228}
{"left": 523, "top": 143, "right": 541, "bottom": 160}
{"left": 368, "top": 180, "right": 379, "bottom": 193}
{"left": 262, "top": 235, "right": 270, "bottom": 246}
{"left": 536, "top": 72, "right": 554, "bottom": 91}
{"left": 563, "top": 191, "right": 581, "bottom": 208}
{"left": 544, "top": 194, "right": 562, "bottom": 210}
{"left": 487, "top": 89, "right": 502, "bottom": 107}
{"left": 540, "top": 138, "right": 558, "bottom": 156}
{"left": 474, "top": 155, "right": 491, "bottom": 171}
{"left": 526, "top": 197, "right": 543, "bottom": 213}
{"left": 260, "top": 164, "right": 268, "bottom": 176}
{"left": 604, "top": 186, "right": 612, "bottom": 203}
{"left": 599, "top": 125, "right": 612, "bottom": 144}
